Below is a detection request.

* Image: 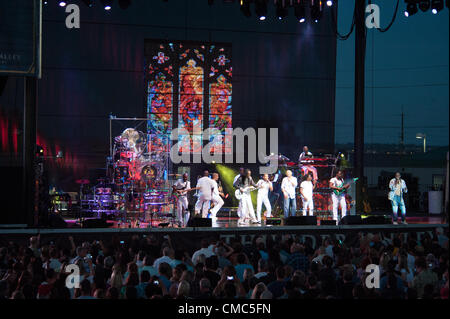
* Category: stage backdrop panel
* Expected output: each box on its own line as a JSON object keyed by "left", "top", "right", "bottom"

{"left": 0, "top": 1, "right": 338, "bottom": 191}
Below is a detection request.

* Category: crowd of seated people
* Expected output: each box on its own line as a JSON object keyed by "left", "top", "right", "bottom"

{"left": 0, "top": 227, "right": 448, "bottom": 300}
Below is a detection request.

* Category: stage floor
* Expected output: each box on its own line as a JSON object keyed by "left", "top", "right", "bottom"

{"left": 62, "top": 214, "right": 446, "bottom": 229}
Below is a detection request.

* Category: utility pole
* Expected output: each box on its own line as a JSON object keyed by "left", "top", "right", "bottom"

{"left": 354, "top": 0, "right": 367, "bottom": 213}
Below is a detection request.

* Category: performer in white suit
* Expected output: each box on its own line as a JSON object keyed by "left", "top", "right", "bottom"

{"left": 299, "top": 173, "right": 314, "bottom": 216}
{"left": 233, "top": 169, "right": 258, "bottom": 225}
{"left": 195, "top": 170, "right": 214, "bottom": 218}
{"left": 256, "top": 173, "right": 273, "bottom": 222}
{"left": 210, "top": 172, "right": 225, "bottom": 219}
{"left": 329, "top": 170, "right": 348, "bottom": 221}
{"left": 172, "top": 173, "right": 191, "bottom": 226}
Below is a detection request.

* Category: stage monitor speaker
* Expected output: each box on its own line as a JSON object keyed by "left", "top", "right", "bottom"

{"left": 82, "top": 218, "right": 110, "bottom": 228}
{"left": 339, "top": 215, "right": 363, "bottom": 225}
{"left": 266, "top": 217, "right": 282, "bottom": 225}
{"left": 187, "top": 218, "right": 212, "bottom": 227}
{"left": 362, "top": 215, "right": 392, "bottom": 225}
{"left": 285, "top": 216, "right": 317, "bottom": 226}
{"left": 320, "top": 219, "right": 337, "bottom": 226}
{"left": 48, "top": 213, "right": 67, "bottom": 228}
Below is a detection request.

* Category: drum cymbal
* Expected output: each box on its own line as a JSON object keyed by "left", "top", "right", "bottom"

{"left": 75, "top": 179, "right": 90, "bottom": 184}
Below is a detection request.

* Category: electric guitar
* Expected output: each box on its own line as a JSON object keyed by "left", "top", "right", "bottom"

{"left": 172, "top": 187, "right": 200, "bottom": 199}
{"left": 234, "top": 186, "right": 257, "bottom": 200}
{"left": 332, "top": 178, "right": 359, "bottom": 196}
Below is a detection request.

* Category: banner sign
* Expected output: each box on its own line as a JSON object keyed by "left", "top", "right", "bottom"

{"left": 0, "top": 0, "right": 41, "bottom": 77}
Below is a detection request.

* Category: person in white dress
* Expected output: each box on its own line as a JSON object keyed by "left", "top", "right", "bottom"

{"left": 300, "top": 173, "right": 314, "bottom": 216}
{"left": 256, "top": 173, "right": 273, "bottom": 222}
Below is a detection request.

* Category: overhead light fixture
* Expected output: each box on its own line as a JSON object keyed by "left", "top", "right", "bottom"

{"left": 431, "top": 0, "right": 444, "bottom": 13}
{"left": 310, "top": 0, "right": 323, "bottom": 22}
{"left": 404, "top": 0, "right": 418, "bottom": 16}
{"left": 276, "top": 0, "right": 288, "bottom": 20}
{"left": 101, "top": 0, "right": 113, "bottom": 10}
{"left": 240, "top": 0, "right": 251, "bottom": 17}
{"left": 118, "top": 0, "right": 131, "bottom": 10}
{"left": 294, "top": 1, "right": 306, "bottom": 22}
{"left": 58, "top": 1, "right": 67, "bottom": 6}
{"left": 326, "top": 0, "right": 333, "bottom": 6}
{"left": 418, "top": 0, "right": 431, "bottom": 11}
{"left": 255, "top": 0, "right": 267, "bottom": 21}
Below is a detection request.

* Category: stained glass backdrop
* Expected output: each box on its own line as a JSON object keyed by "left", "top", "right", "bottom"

{"left": 145, "top": 40, "right": 232, "bottom": 154}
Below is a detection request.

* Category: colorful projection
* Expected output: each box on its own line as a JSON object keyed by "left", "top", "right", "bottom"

{"left": 145, "top": 41, "right": 232, "bottom": 154}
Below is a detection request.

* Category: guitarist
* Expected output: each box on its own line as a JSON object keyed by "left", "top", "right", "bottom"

{"left": 329, "top": 170, "right": 348, "bottom": 221}
{"left": 173, "top": 173, "right": 192, "bottom": 227}
{"left": 233, "top": 169, "right": 258, "bottom": 225}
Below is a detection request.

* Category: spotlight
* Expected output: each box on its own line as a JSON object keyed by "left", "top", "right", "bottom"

{"left": 326, "top": 0, "right": 333, "bottom": 6}
{"left": 118, "top": 0, "right": 131, "bottom": 9}
{"left": 431, "top": 0, "right": 444, "bottom": 13}
{"left": 240, "top": 0, "right": 251, "bottom": 17}
{"left": 310, "top": 1, "right": 323, "bottom": 22}
{"left": 418, "top": 0, "right": 430, "bottom": 11}
{"left": 404, "top": 0, "right": 418, "bottom": 16}
{"left": 43, "top": 1, "right": 48, "bottom": 4}
{"left": 101, "top": 0, "right": 113, "bottom": 10}
{"left": 58, "top": 1, "right": 67, "bottom": 6}
{"left": 294, "top": 1, "right": 306, "bottom": 22}
{"left": 81, "top": 0, "right": 94, "bottom": 7}
{"left": 276, "top": 0, "right": 288, "bottom": 20}
{"left": 255, "top": 0, "right": 267, "bottom": 21}
{"left": 36, "top": 145, "right": 44, "bottom": 157}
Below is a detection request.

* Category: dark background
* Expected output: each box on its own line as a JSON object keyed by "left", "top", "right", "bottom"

{"left": 0, "top": 0, "right": 337, "bottom": 222}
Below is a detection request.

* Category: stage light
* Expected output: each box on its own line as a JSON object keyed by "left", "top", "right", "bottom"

{"left": 418, "top": 0, "right": 430, "bottom": 11}
{"left": 431, "top": 0, "right": 444, "bottom": 13}
{"left": 58, "top": 1, "right": 67, "bottom": 7}
{"left": 44, "top": 1, "right": 48, "bottom": 5}
{"left": 326, "top": 0, "right": 333, "bottom": 6}
{"left": 101, "top": 0, "right": 113, "bottom": 10}
{"left": 255, "top": 0, "right": 267, "bottom": 21}
{"left": 118, "top": 0, "right": 131, "bottom": 9}
{"left": 294, "top": 1, "right": 306, "bottom": 22}
{"left": 240, "top": 0, "right": 251, "bottom": 17}
{"left": 276, "top": 0, "right": 288, "bottom": 20}
{"left": 36, "top": 145, "right": 44, "bottom": 157}
{"left": 404, "top": 0, "right": 418, "bottom": 16}
{"left": 310, "top": 1, "right": 323, "bottom": 22}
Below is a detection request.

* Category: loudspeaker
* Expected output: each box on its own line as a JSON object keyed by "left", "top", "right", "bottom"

{"left": 320, "top": 219, "right": 337, "bottom": 226}
{"left": 339, "top": 215, "right": 363, "bottom": 225}
{"left": 82, "top": 218, "right": 110, "bottom": 228}
{"left": 48, "top": 213, "right": 67, "bottom": 228}
{"left": 362, "top": 215, "right": 392, "bottom": 225}
{"left": 285, "top": 216, "right": 317, "bottom": 226}
{"left": 187, "top": 218, "right": 212, "bottom": 227}
{"left": 266, "top": 217, "right": 282, "bottom": 225}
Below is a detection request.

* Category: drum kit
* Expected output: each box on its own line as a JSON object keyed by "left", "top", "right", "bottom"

{"left": 78, "top": 128, "right": 173, "bottom": 226}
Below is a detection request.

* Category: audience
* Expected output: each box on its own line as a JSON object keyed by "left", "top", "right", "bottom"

{"left": 0, "top": 228, "right": 448, "bottom": 299}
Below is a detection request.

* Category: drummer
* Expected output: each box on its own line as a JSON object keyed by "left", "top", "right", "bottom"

{"left": 298, "top": 146, "right": 318, "bottom": 184}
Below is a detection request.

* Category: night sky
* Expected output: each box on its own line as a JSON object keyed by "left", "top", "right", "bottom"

{"left": 335, "top": 0, "right": 449, "bottom": 147}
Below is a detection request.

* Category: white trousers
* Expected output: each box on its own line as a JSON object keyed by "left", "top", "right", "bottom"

{"left": 256, "top": 194, "right": 271, "bottom": 221}
{"left": 210, "top": 195, "right": 224, "bottom": 217}
{"left": 239, "top": 194, "right": 257, "bottom": 223}
{"left": 176, "top": 196, "right": 190, "bottom": 226}
{"left": 331, "top": 193, "right": 347, "bottom": 220}
{"left": 195, "top": 196, "right": 211, "bottom": 218}
{"left": 302, "top": 198, "right": 314, "bottom": 216}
